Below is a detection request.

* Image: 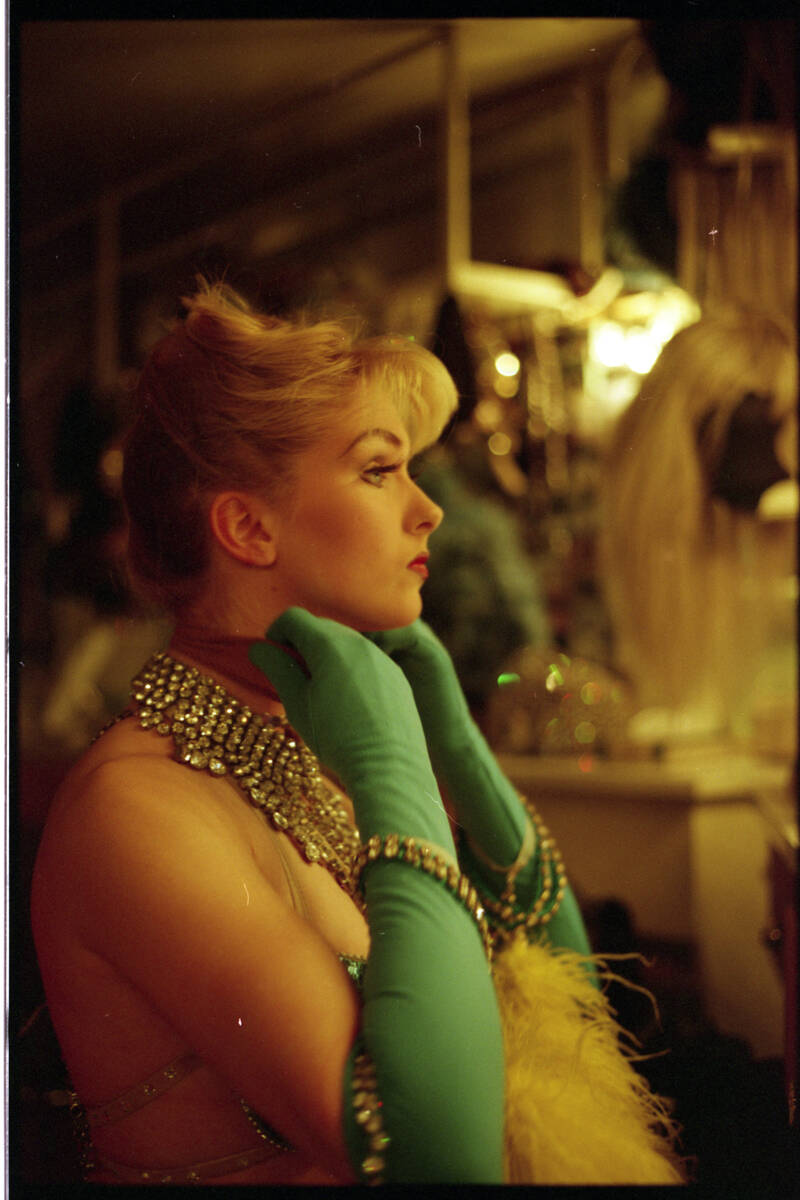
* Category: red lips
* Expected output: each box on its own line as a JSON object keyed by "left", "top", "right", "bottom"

{"left": 408, "top": 553, "right": 430, "bottom": 578}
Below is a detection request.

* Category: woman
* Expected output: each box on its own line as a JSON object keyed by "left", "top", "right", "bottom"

{"left": 32, "top": 280, "right": 683, "bottom": 1184}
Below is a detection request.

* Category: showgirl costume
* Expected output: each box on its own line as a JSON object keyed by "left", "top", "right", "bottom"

{"left": 67, "top": 612, "right": 685, "bottom": 1185}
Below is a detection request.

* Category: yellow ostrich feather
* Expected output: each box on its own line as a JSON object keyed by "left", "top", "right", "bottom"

{"left": 492, "top": 934, "right": 687, "bottom": 1184}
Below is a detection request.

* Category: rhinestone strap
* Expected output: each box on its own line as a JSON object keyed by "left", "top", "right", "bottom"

{"left": 85, "top": 1054, "right": 203, "bottom": 1127}
{"left": 350, "top": 1047, "right": 390, "bottom": 1185}
{"left": 352, "top": 834, "right": 493, "bottom": 962}
{"left": 466, "top": 796, "right": 567, "bottom": 944}
{"left": 91, "top": 1143, "right": 277, "bottom": 1184}
{"left": 68, "top": 1089, "right": 94, "bottom": 1175}
{"left": 239, "top": 1099, "right": 293, "bottom": 1153}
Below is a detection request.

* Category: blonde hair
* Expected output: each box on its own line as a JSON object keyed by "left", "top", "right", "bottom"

{"left": 122, "top": 279, "right": 457, "bottom": 612}
{"left": 599, "top": 308, "right": 796, "bottom": 726}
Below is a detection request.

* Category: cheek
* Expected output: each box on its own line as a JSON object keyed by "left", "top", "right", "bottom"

{"left": 291, "top": 492, "right": 377, "bottom": 562}
{"left": 311, "top": 503, "right": 366, "bottom": 552}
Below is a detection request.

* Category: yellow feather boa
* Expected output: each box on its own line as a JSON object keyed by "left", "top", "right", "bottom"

{"left": 492, "top": 935, "right": 687, "bottom": 1184}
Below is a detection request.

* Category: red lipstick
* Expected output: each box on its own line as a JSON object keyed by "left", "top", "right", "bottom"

{"left": 408, "top": 554, "right": 429, "bottom": 579}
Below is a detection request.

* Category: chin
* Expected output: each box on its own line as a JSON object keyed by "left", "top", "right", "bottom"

{"left": 358, "top": 615, "right": 419, "bottom": 633}
{"left": 332, "top": 598, "right": 422, "bottom": 634}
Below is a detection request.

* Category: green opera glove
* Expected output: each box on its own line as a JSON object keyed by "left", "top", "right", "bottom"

{"left": 367, "top": 621, "right": 531, "bottom": 881}
{"left": 368, "top": 621, "right": 591, "bottom": 959}
{"left": 249, "top": 608, "right": 452, "bottom": 846}
{"left": 249, "top": 609, "right": 505, "bottom": 1183}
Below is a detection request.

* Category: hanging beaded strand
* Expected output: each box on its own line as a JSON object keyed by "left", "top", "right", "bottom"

{"left": 463, "top": 797, "right": 568, "bottom": 944}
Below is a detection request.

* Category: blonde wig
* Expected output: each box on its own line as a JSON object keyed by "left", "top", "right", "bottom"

{"left": 122, "top": 279, "right": 457, "bottom": 612}
{"left": 599, "top": 308, "right": 796, "bottom": 733}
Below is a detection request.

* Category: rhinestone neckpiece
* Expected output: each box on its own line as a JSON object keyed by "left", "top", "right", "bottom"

{"left": 130, "top": 651, "right": 362, "bottom": 899}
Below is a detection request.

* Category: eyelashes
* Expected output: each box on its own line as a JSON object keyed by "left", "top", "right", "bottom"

{"left": 362, "top": 463, "right": 401, "bottom": 486}
{"left": 362, "top": 458, "right": 426, "bottom": 487}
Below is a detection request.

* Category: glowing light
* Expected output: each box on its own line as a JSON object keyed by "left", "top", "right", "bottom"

{"left": 578, "top": 754, "right": 594, "bottom": 773}
{"left": 474, "top": 397, "right": 503, "bottom": 431}
{"left": 575, "top": 721, "right": 596, "bottom": 744}
{"left": 650, "top": 309, "right": 680, "bottom": 346}
{"left": 626, "top": 327, "right": 661, "bottom": 375}
{"left": 494, "top": 374, "right": 519, "bottom": 399}
{"left": 100, "top": 447, "right": 124, "bottom": 482}
{"left": 545, "top": 665, "right": 564, "bottom": 692}
{"left": 497, "top": 672, "right": 521, "bottom": 687}
{"left": 580, "top": 682, "right": 602, "bottom": 706}
{"left": 590, "top": 322, "right": 627, "bottom": 368}
{"left": 488, "top": 432, "right": 512, "bottom": 456}
{"left": 548, "top": 664, "right": 565, "bottom": 684}
{"left": 495, "top": 352, "right": 520, "bottom": 377}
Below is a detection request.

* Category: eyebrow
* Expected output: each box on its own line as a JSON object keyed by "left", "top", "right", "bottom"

{"left": 340, "top": 428, "right": 406, "bottom": 457}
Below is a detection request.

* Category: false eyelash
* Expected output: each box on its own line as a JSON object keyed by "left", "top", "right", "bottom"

{"left": 362, "top": 463, "right": 402, "bottom": 485}
{"left": 364, "top": 460, "right": 425, "bottom": 484}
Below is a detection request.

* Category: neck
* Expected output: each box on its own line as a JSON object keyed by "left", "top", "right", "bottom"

{"left": 168, "top": 623, "right": 282, "bottom": 707}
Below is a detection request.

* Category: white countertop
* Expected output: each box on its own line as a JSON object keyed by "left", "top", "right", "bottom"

{"left": 496, "top": 746, "right": 793, "bottom": 805}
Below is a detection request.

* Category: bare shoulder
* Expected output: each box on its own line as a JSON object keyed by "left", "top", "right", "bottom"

{"left": 49, "top": 720, "right": 201, "bottom": 816}
{"left": 36, "top": 720, "right": 264, "bottom": 912}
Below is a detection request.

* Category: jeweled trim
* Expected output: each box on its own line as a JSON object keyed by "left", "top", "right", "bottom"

{"left": 91, "top": 1142, "right": 278, "bottom": 1184}
{"left": 130, "top": 651, "right": 363, "bottom": 903}
{"left": 465, "top": 796, "right": 568, "bottom": 944}
{"left": 352, "top": 834, "right": 493, "bottom": 963}
{"left": 85, "top": 1053, "right": 202, "bottom": 1127}
{"left": 351, "top": 1047, "right": 390, "bottom": 1185}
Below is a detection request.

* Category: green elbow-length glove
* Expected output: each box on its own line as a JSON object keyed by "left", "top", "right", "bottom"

{"left": 368, "top": 620, "right": 591, "bottom": 958}
{"left": 249, "top": 608, "right": 505, "bottom": 1183}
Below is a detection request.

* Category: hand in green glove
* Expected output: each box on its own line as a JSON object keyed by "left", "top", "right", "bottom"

{"left": 249, "top": 607, "right": 453, "bottom": 847}
{"left": 367, "top": 619, "right": 527, "bottom": 876}
{"left": 368, "top": 621, "right": 592, "bottom": 960}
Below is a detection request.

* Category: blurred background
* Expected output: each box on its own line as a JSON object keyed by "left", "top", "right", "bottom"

{"left": 12, "top": 16, "right": 797, "bottom": 1188}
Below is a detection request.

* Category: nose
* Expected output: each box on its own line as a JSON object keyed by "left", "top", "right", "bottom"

{"left": 407, "top": 480, "right": 444, "bottom": 533}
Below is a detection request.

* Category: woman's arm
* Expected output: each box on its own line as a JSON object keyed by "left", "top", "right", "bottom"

{"left": 250, "top": 609, "right": 505, "bottom": 1182}
{"left": 369, "top": 620, "right": 592, "bottom": 957}
{"left": 52, "top": 754, "right": 362, "bottom": 1181}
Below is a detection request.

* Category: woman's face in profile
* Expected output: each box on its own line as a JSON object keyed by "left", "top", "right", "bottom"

{"left": 270, "top": 385, "right": 444, "bottom": 632}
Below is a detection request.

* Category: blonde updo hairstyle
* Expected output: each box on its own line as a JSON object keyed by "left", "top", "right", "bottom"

{"left": 599, "top": 307, "right": 796, "bottom": 730}
{"left": 122, "top": 279, "right": 457, "bottom": 613}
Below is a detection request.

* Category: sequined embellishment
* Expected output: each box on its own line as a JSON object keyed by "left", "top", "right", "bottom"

{"left": 130, "top": 651, "right": 362, "bottom": 902}
{"left": 94, "top": 1143, "right": 278, "bottom": 1184}
{"left": 84, "top": 1054, "right": 203, "bottom": 1127}
{"left": 465, "top": 795, "right": 568, "bottom": 944}
{"left": 339, "top": 952, "right": 367, "bottom": 991}
{"left": 352, "top": 835, "right": 493, "bottom": 962}
{"left": 351, "top": 1047, "right": 390, "bottom": 1185}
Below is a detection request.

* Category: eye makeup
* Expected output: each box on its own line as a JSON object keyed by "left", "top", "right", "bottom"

{"left": 362, "top": 462, "right": 402, "bottom": 486}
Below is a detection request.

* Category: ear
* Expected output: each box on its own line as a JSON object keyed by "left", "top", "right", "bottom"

{"left": 209, "top": 492, "right": 277, "bottom": 567}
